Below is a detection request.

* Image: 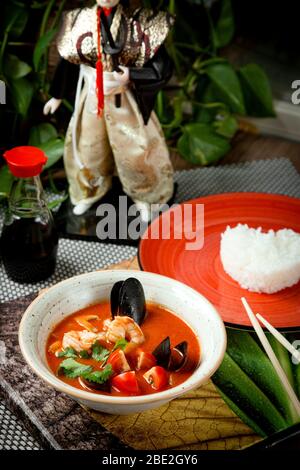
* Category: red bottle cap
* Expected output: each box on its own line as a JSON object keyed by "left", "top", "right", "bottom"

{"left": 3, "top": 146, "right": 48, "bottom": 178}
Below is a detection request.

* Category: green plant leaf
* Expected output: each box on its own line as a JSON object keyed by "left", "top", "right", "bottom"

{"left": 214, "top": 0, "right": 235, "bottom": 48}
{"left": 212, "top": 353, "right": 288, "bottom": 436}
{"left": 215, "top": 386, "right": 266, "bottom": 437}
{"left": 9, "top": 77, "right": 34, "bottom": 116}
{"left": 268, "top": 334, "right": 296, "bottom": 387}
{"left": 33, "top": 28, "right": 57, "bottom": 71}
{"left": 47, "top": 193, "right": 68, "bottom": 211}
{"left": 2, "top": 3, "right": 29, "bottom": 38}
{"left": 205, "top": 62, "right": 246, "bottom": 114}
{"left": 294, "top": 361, "right": 300, "bottom": 399}
{"left": 177, "top": 123, "right": 230, "bottom": 165}
{"left": 227, "top": 330, "right": 299, "bottom": 426}
{"left": 0, "top": 164, "right": 14, "bottom": 199}
{"left": 214, "top": 111, "right": 238, "bottom": 138}
{"left": 4, "top": 54, "right": 31, "bottom": 79}
{"left": 29, "top": 123, "right": 58, "bottom": 146}
{"left": 39, "top": 138, "right": 64, "bottom": 170}
{"left": 238, "top": 63, "right": 275, "bottom": 117}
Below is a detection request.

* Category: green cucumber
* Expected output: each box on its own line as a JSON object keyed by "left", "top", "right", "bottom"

{"left": 226, "top": 330, "right": 299, "bottom": 426}
{"left": 212, "top": 353, "right": 287, "bottom": 436}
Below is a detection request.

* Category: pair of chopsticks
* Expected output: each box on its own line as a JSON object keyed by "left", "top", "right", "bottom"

{"left": 241, "top": 297, "right": 300, "bottom": 417}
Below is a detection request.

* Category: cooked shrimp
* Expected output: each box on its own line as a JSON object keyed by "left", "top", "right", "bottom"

{"left": 104, "top": 316, "right": 145, "bottom": 345}
{"left": 48, "top": 340, "right": 62, "bottom": 354}
{"left": 62, "top": 330, "right": 105, "bottom": 352}
{"left": 75, "top": 315, "right": 99, "bottom": 332}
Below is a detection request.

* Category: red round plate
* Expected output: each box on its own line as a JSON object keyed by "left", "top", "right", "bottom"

{"left": 139, "top": 193, "right": 300, "bottom": 330}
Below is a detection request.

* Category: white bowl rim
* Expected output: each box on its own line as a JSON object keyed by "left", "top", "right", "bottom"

{"left": 19, "top": 269, "right": 227, "bottom": 405}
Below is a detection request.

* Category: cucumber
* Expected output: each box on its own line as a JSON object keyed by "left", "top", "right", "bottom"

{"left": 212, "top": 353, "right": 287, "bottom": 435}
{"left": 226, "top": 330, "right": 299, "bottom": 426}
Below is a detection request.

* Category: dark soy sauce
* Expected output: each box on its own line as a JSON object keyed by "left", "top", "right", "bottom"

{"left": 0, "top": 217, "right": 58, "bottom": 283}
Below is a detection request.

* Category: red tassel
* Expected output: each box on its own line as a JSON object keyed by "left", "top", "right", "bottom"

{"left": 96, "top": 6, "right": 112, "bottom": 117}
{"left": 96, "top": 58, "right": 104, "bottom": 116}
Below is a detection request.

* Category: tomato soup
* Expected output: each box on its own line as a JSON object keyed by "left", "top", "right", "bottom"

{"left": 46, "top": 302, "right": 200, "bottom": 397}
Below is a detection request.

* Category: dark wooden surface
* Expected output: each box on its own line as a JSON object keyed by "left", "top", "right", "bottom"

{"left": 171, "top": 132, "right": 300, "bottom": 173}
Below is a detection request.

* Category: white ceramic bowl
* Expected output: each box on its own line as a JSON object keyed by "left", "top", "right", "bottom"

{"left": 19, "top": 270, "right": 226, "bottom": 415}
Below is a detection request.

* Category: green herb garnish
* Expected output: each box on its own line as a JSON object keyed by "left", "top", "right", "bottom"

{"left": 92, "top": 341, "right": 110, "bottom": 363}
{"left": 58, "top": 358, "right": 92, "bottom": 378}
{"left": 79, "top": 350, "right": 91, "bottom": 359}
{"left": 82, "top": 364, "right": 113, "bottom": 384}
{"left": 112, "top": 338, "right": 128, "bottom": 352}
{"left": 58, "top": 359, "right": 113, "bottom": 385}
{"left": 57, "top": 347, "right": 77, "bottom": 359}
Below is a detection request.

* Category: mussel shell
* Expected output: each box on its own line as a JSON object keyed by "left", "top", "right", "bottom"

{"left": 111, "top": 278, "right": 146, "bottom": 325}
{"left": 152, "top": 336, "right": 171, "bottom": 369}
{"left": 110, "top": 280, "right": 124, "bottom": 318}
{"left": 169, "top": 341, "right": 188, "bottom": 371}
{"left": 78, "top": 377, "right": 110, "bottom": 392}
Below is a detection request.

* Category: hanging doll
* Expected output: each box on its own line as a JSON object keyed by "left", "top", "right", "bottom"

{"left": 44, "top": 0, "right": 174, "bottom": 219}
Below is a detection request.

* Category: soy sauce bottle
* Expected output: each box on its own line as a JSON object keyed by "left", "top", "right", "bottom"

{"left": 0, "top": 146, "right": 58, "bottom": 283}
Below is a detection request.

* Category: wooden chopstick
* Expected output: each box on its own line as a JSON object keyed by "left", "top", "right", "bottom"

{"left": 256, "top": 313, "right": 300, "bottom": 363}
{"left": 241, "top": 297, "right": 300, "bottom": 417}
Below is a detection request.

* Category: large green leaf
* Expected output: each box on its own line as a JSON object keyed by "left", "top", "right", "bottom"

{"left": 39, "top": 138, "right": 64, "bottom": 170}
{"left": 214, "top": 0, "right": 235, "bottom": 48}
{"left": 0, "top": 164, "right": 14, "bottom": 199}
{"left": 205, "top": 62, "right": 246, "bottom": 115}
{"left": 4, "top": 54, "right": 31, "bottom": 79}
{"left": 227, "top": 330, "right": 299, "bottom": 426}
{"left": 2, "top": 3, "right": 29, "bottom": 38}
{"left": 29, "top": 123, "right": 58, "bottom": 146}
{"left": 214, "top": 111, "right": 238, "bottom": 138}
{"left": 213, "top": 353, "right": 288, "bottom": 436}
{"left": 9, "top": 77, "right": 34, "bottom": 116}
{"left": 33, "top": 28, "right": 57, "bottom": 71}
{"left": 238, "top": 63, "right": 275, "bottom": 117}
{"left": 177, "top": 123, "right": 230, "bottom": 165}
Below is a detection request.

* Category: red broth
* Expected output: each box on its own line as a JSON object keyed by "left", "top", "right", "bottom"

{"left": 46, "top": 302, "right": 200, "bottom": 396}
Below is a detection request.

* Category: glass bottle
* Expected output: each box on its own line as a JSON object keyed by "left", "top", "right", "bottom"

{"left": 0, "top": 146, "right": 58, "bottom": 283}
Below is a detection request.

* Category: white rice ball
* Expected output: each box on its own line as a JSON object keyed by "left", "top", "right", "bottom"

{"left": 220, "top": 224, "right": 300, "bottom": 294}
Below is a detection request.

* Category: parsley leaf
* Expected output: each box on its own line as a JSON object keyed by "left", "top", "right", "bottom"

{"left": 79, "top": 350, "right": 91, "bottom": 359}
{"left": 82, "top": 364, "right": 113, "bottom": 384}
{"left": 92, "top": 341, "right": 110, "bottom": 363}
{"left": 57, "top": 347, "right": 77, "bottom": 359}
{"left": 112, "top": 338, "right": 128, "bottom": 352}
{"left": 58, "top": 358, "right": 92, "bottom": 378}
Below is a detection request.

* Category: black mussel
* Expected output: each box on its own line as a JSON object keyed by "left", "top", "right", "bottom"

{"left": 152, "top": 337, "right": 171, "bottom": 369}
{"left": 110, "top": 280, "right": 124, "bottom": 318}
{"left": 152, "top": 338, "right": 188, "bottom": 371}
{"left": 110, "top": 278, "right": 146, "bottom": 325}
{"left": 169, "top": 341, "right": 188, "bottom": 371}
{"left": 78, "top": 377, "right": 110, "bottom": 393}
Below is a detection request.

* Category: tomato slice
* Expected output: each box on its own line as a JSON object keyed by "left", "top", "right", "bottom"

{"left": 111, "top": 371, "right": 140, "bottom": 395}
{"left": 143, "top": 366, "right": 169, "bottom": 390}
{"left": 107, "top": 349, "right": 130, "bottom": 374}
{"left": 136, "top": 350, "right": 156, "bottom": 370}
